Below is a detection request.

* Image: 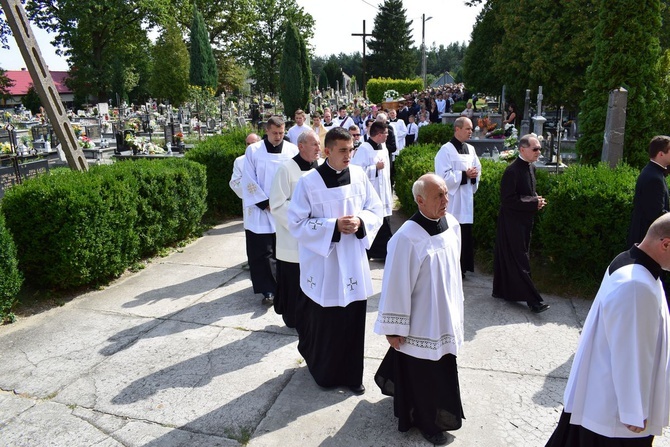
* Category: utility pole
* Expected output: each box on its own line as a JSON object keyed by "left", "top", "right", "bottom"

{"left": 1, "top": 0, "right": 88, "bottom": 171}
{"left": 422, "top": 14, "right": 433, "bottom": 90}
{"left": 352, "top": 20, "right": 372, "bottom": 99}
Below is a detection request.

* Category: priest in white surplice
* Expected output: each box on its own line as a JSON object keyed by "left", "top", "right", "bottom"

{"left": 374, "top": 173, "right": 465, "bottom": 446}
{"left": 435, "top": 116, "right": 480, "bottom": 275}
{"left": 351, "top": 120, "right": 393, "bottom": 261}
{"left": 269, "top": 130, "right": 321, "bottom": 328}
{"left": 242, "top": 116, "right": 299, "bottom": 305}
{"left": 546, "top": 214, "right": 670, "bottom": 447}
{"left": 288, "top": 127, "right": 383, "bottom": 395}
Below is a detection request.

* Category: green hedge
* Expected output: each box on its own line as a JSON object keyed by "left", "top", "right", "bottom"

{"left": 394, "top": 154, "right": 637, "bottom": 287}
{"left": 538, "top": 163, "right": 637, "bottom": 282}
{"left": 367, "top": 77, "right": 424, "bottom": 104}
{"left": 0, "top": 213, "right": 22, "bottom": 320}
{"left": 1, "top": 159, "right": 206, "bottom": 290}
{"left": 185, "top": 127, "right": 251, "bottom": 218}
{"left": 417, "top": 123, "right": 454, "bottom": 146}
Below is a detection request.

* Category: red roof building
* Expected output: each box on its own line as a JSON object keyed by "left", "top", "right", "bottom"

{"left": 2, "top": 68, "right": 73, "bottom": 107}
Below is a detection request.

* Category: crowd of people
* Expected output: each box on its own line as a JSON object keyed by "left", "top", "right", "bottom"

{"left": 228, "top": 107, "right": 670, "bottom": 446}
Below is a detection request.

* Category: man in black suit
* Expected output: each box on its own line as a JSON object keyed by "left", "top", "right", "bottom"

{"left": 492, "top": 134, "right": 550, "bottom": 313}
{"left": 627, "top": 135, "right": 670, "bottom": 247}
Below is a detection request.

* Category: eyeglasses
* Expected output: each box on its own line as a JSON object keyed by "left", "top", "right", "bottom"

{"left": 530, "top": 147, "right": 541, "bottom": 152}
{"left": 351, "top": 133, "right": 361, "bottom": 137}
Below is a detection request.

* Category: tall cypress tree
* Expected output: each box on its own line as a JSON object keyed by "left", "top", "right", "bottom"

{"left": 279, "top": 22, "right": 310, "bottom": 119}
{"left": 576, "top": 0, "right": 663, "bottom": 168}
{"left": 299, "top": 32, "right": 312, "bottom": 113}
{"left": 367, "top": 0, "right": 415, "bottom": 79}
{"left": 152, "top": 20, "right": 190, "bottom": 105}
{"left": 189, "top": 6, "right": 218, "bottom": 90}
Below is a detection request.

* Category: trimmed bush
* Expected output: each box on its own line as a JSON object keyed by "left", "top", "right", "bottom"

{"left": 366, "top": 77, "right": 424, "bottom": 104}
{"left": 0, "top": 213, "right": 22, "bottom": 320}
{"left": 417, "top": 123, "right": 454, "bottom": 146}
{"left": 185, "top": 127, "right": 251, "bottom": 217}
{"left": 1, "top": 159, "right": 206, "bottom": 290}
{"left": 538, "top": 163, "right": 637, "bottom": 283}
{"left": 394, "top": 143, "right": 440, "bottom": 215}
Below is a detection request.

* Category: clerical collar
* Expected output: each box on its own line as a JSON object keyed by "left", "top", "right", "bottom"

{"left": 517, "top": 154, "right": 532, "bottom": 164}
{"left": 317, "top": 160, "right": 350, "bottom": 188}
{"left": 650, "top": 159, "right": 667, "bottom": 170}
{"left": 323, "top": 122, "right": 334, "bottom": 127}
{"left": 371, "top": 139, "right": 383, "bottom": 151}
{"left": 263, "top": 136, "right": 284, "bottom": 154}
{"left": 293, "top": 153, "right": 318, "bottom": 171}
{"left": 410, "top": 211, "right": 449, "bottom": 236}
{"left": 609, "top": 244, "right": 663, "bottom": 280}
{"left": 450, "top": 137, "right": 464, "bottom": 154}
{"left": 389, "top": 118, "right": 398, "bottom": 122}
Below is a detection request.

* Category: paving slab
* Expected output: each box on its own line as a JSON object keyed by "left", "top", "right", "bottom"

{"left": 1, "top": 217, "right": 669, "bottom": 447}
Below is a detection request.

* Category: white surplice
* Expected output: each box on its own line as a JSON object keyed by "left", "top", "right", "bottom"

{"left": 562, "top": 251, "right": 670, "bottom": 438}
{"left": 287, "top": 124, "right": 311, "bottom": 145}
{"left": 389, "top": 119, "right": 407, "bottom": 156}
{"left": 434, "top": 141, "right": 481, "bottom": 224}
{"left": 287, "top": 164, "right": 383, "bottom": 307}
{"left": 242, "top": 139, "right": 298, "bottom": 233}
{"left": 351, "top": 141, "right": 392, "bottom": 217}
{"left": 374, "top": 214, "right": 464, "bottom": 361}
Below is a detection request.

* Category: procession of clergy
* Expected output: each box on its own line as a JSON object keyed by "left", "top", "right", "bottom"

{"left": 232, "top": 110, "right": 670, "bottom": 446}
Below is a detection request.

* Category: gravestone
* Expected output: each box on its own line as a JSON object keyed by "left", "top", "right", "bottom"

{"left": 164, "top": 124, "right": 174, "bottom": 146}
{"left": 84, "top": 125, "right": 101, "bottom": 140}
{"left": 601, "top": 87, "right": 627, "bottom": 168}
{"left": 18, "top": 159, "right": 49, "bottom": 180}
{"left": 31, "top": 125, "right": 49, "bottom": 142}
{"left": 0, "top": 165, "right": 19, "bottom": 199}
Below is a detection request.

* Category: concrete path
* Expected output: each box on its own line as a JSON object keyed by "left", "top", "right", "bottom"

{"left": 1, "top": 218, "right": 669, "bottom": 447}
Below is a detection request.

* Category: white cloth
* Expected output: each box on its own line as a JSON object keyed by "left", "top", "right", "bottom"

{"left": 436, "top": 99, "right": 447, "bottom": 114}
{"left": 418, "top": 121, "right": 429, "bottom": 128}
{"left": 287, "top": 165, "right": 383, "bottom": 307}
{"left": 242, "top": 140, "right": 299, "bottom": 233}
{"left": 351, "top": 141, "right": 392, "bottom": 217}
{"left": 374, "top": 214, "right": 464, "bottom": 361}
{"left": 563, "top": 258, "right": 670, "bottom": 438}
{"left": 334, "top": 115, "right": 354, "bottom": 130}
{"left": 434, "top": 141, "right": 481, "bottom": 224}
{"left": 269, "top": 158, "right": 318, "bottom": 262}
{"left": 287, "top": 124, "right": 311, "bottom": 145}
{"left": 389, "top": 119, "right": 407, "bottom": 155}
{"left": 230, "top": 155, "right": 252, "bottom": 225}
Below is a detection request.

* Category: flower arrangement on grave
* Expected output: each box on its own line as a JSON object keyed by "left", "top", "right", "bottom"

{"left": 383, "top": 89, "right": 400, "bottom": 101}
{"left": 174, "top": 132, "right": 184, "bottom": 143}
{"left": 499, "top": 148, "right": 519, "bottom": 162}
{"left": 126, "top": 118, "right": 141, "bottom": 132}
{"left": 2, "top": 111, "right": 11, "bottom": 122}
{"left": 1, "top": 142, "right": 12, "bottom": 154}
{"left": 78, "top": 135, "right": 94, "bottom": 149}
{"left": 72, "top": 124, "right": 82, "bottom": 137}
{"left": 488, "top": 128, "right": 505, "bottom": 139}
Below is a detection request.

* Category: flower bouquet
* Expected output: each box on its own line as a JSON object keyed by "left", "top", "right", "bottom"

{"left": 78, "top": 135, "right": 95, "bottom": 149}
{"left": 499, "top": 148, "right": 518, "bottom": 162}
{"left": 1, "top": 141, "right": 12, "bottom": 154}
{"left": 488, "top": 128, "right": 505, "bottom": 139}
{"left": 383, "top": 89, "right": 399, "bottom": 101}
{"left": 72, "top": 124, "right": 82, "bottom": 137}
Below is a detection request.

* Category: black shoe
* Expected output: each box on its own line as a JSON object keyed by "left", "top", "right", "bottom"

{"left": 421, "top": 430, "right": 448, "bottom": 445}
{"left": 529, "top": 302, "right": 550, "bottom": 313}
{"left": 348, "top": 384, "right": 365, "bottom": 395}
{"left": 261, "top": 292, "right": 274, "bottom": 306}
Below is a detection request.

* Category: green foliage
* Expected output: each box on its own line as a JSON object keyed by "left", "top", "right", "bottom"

{"left": 21, "top": 86, "right": 42, "bottom": 115}
{"left": 367, "top": 78, "right": 423, "bottom": 104}
{"left": 0, "top": 159, "right": 206, "bottom": 290}
{"left": 471, "top": 159, "right": 506, "bottom": 252}
{"left": 279, "top": 22, "right": 309, "bottom": 119}
{"left": 0, "top": 213, "right": 23, "bottom": 321}
{"left": 185, "top": 127, "right": 251, "bottom": 217}
{"left": 538, "top": 163, "right": 638, "bottom": 284}
{"left": 236, "top": 0, "right": 314, "bottom": 94}
{"left": 152, "top": 20, "right": 190, "bottom": 105}
{"left": 463, "top": 2, "right": 503, "bottom": 96}
{"left": 577, "top": 0, "right": 663, "bottom": 168}
{"left": 0, "top": 67, "right": 13, "bottom": 100}
{"left": 27, "top": 0, "right": 169, "bottom": 102}
{"left": 189, "top": 5, "right": 218, "bottom": 90}
{"left": 394, "top": 144, "right": 440, "bottom": 215}
{"left": 417, "top": 123, "right": 454, "bottom": 146}
{"left": 367, "top": 0, "right": 416, "bottom": 79}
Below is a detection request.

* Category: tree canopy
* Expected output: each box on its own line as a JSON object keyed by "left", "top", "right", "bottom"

{"left": 189, "top": 5, "right": 218, "bottom": 90}
{"left": 367, "top": 0, "right": 416, "bottom": 79}
{"left": 279, "top": 21, "right": 310, "bottom": 119}
{"left": 151, "top": 20, "right": 190, "bottom": 105}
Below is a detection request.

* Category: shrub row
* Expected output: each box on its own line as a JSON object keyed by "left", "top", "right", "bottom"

{"left": 0, "top": 213, "right": 22, "bottom": 320}
{"left": 417, "top": 123, "right": 454, "bottom": 146}
{"left": 185, "top": 127, "right": 250, "bottom": 218}
{"left": 1, "top": 159, "right": 206, "bottom": 290}
{"left": 394, "top": 150, "right": 639, "bottom": 288}
{"left": 366, "top": 77, "right": 424, "bottom": 104}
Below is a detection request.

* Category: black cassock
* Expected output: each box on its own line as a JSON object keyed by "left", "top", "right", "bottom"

{"left": 492, "top": 157, "right": 544, "bottom": 306}
{"left": 627, "top": 161, "right": 669, "bottom": 247}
